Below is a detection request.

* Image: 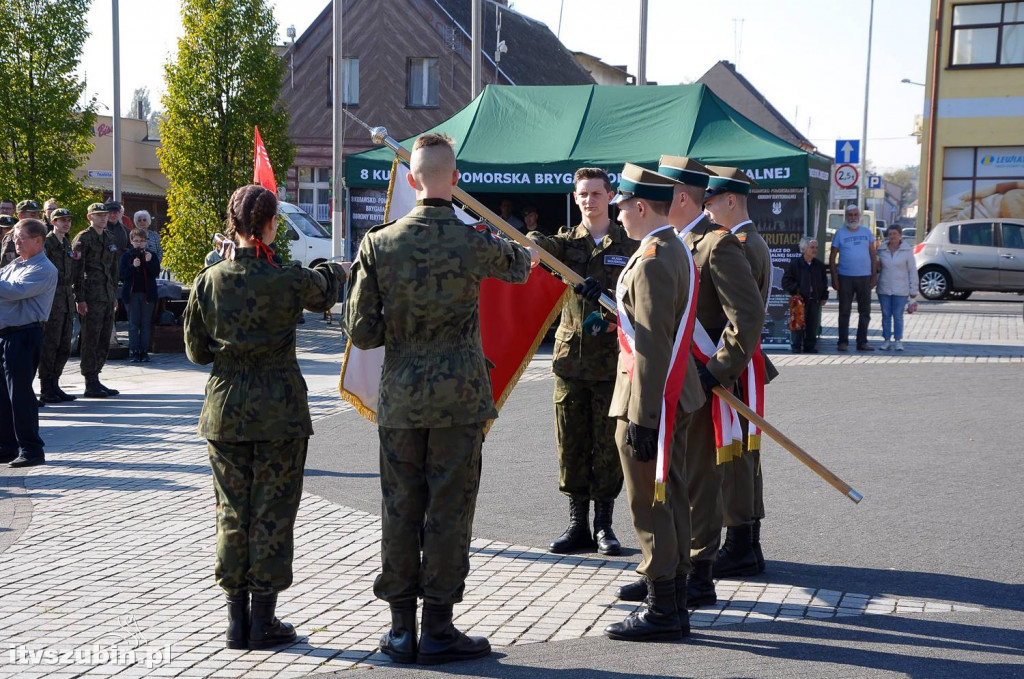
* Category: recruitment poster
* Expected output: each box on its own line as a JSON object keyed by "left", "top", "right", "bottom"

{"left": 749, "top": 188, "right": 806, "bottom": 345}
{"left": 346, "top": 188, "right": 388, "bottom": 261}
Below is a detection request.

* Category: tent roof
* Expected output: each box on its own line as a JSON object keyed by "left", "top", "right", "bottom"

{"left": 346, "top": 84, "right": 831, "bottom": 193}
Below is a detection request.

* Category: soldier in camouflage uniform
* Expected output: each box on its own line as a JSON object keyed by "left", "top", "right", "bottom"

{"left": 703, "top": 166, "right": 778, "bottom": 578}
{"left": 184, "top": 184, "right": 345, "bottom": 651}
{"left": 345, "top": 133, "right": 530, "bottom": 665}
{"left": 0, "top": 215, "right": 16, "bottom": 267}
{"left": 526, "top": 168, "right": 638, "bottom": 556}
{"left": 72, "top": 203, "right": 120, "bottom": 398}
{"left": 0, "top": 200, "right": 39, "bottom": 266}
{"left": 38, "top": 209, "right": 78, "bottom": 403}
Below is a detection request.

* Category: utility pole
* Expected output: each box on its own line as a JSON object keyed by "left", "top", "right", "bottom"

{"left": 332, "top": 0, "right": 344, "bottom": 258}
{"left": 111, "top": 0, "right": 122, "bottom": 203}
{"left": 471, "top": 0, "right": 482, "bottom": 97}
{"left": 859, "top": 0, "right": 875, "bottom": 220}
{"left": 637, "top": 0, "right": 648, "bottom": 85}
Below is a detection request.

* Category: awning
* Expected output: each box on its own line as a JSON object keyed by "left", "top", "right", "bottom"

{"left": 79, "top": 173, "right": 167, "bottom": 198}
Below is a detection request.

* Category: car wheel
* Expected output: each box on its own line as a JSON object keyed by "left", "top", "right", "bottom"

{"left": 918, "top": 267, "right": 950, "bottom": 300}
{"left": 945, "top": 290, "right": 972, "bottom": 300}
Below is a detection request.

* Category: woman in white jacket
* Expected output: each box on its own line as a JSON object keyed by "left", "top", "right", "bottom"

{"left": 876, "top": 225, "right": 917, "bottom": 350}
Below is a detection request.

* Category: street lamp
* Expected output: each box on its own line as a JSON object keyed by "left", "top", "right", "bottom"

{"left": 901, "top": 78, "right": 926, "bottom": 86}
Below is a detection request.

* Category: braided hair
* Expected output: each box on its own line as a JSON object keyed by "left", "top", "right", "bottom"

{"left": 226, "top": 184, "right": 278, "bottom": 243}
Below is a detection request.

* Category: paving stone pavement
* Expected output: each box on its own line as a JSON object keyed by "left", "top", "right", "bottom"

{"left": 0, "top": 307, "right": 1011, "bottom": 678}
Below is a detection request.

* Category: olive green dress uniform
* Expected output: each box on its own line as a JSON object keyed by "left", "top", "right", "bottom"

{"left": 682, "top": 216, "right": 765, "bottom": 561}
{"left": 345, "top": 200, "right": 530, "bottom": 606}
{"left": 38, "top": 231, "right": 76, "bottom": 383}
{"left": 527, "top": 223, "right": 638, "bottom": 501}
{"left": 71, "top": 226, "right": 119, "bottom": 378}
{"left": 611, "top": 227, "right": 705, "bottom": 582}
{"left": 184, "top": 250, "right": 344, "bottom": 596}
{"left": 720, "top": 220, "right": 777, "bottom": 527}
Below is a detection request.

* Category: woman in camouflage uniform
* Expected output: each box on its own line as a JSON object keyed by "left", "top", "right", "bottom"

{"left": 184, "top": 185, "right": 346, "bottom": 650}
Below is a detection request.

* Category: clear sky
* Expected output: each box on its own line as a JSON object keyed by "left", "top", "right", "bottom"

{"left": 80, "top": 0, "right": 931, "bottom": 172}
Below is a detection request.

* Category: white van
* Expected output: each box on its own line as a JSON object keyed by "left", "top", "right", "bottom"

{"left": 278, "top": 201, "right": 340, "bottom": 267}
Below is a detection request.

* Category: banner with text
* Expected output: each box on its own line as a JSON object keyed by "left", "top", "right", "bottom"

{"left": 749, "top": 188, "right": 806, "bottom": 345}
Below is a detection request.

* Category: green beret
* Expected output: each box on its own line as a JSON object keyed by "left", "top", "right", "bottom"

{"left": 611, "top": 163, "right": 677, "bottom": 204}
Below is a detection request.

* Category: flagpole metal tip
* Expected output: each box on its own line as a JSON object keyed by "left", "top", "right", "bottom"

{"left": 847, "top": 488, "right": 863, "bottom": 504}
{"left": 370, "top": 126, "right": 389, "bottom": 144}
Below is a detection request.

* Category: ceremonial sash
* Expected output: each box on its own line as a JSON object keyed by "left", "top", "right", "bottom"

{"left": 691, "top": 323, "right": 742, "bottom": 464}
{"left": 616, "top": 247, "right": 700, "bottom": 503}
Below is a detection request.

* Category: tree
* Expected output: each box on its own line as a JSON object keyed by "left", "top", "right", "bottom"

{"left": 159, "top": 0, "right": 293, "bottom": 282}
{"left": 126, "top": 86, "right": 151, "bottom": 120}
{"left": 882, "top": 165, "right": 919, "bottom": 213}
{"left": 0, "top": 0, "right": 98, "bottom": 219}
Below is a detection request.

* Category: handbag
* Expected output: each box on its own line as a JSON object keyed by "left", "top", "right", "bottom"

{"left": 788, "top": 295, "right": 806, "bottom": 331}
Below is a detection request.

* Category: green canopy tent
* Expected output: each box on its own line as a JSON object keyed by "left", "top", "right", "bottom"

{"left": 345, "top": 84, "right": 832, "bottom": 344}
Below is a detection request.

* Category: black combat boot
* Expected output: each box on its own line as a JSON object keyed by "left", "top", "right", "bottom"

{"left": 225, "top": 593, "right": 249, "bottom": 650}
{"left": 96, "top": 378, "right": 119, "bottom": 396}
{"left": 604, "top": 578, "right": 683, "bottom": 641}
{"left": 39, "top": 379, "right": 63, "bottom": 404}
{"left": 55, "top": 383, "right": 77, "bottom": 401}
{"left": 674, "top": 573, "right": 691, "bottom": 631}
{"left": 593, "top": 500, "right": 621, "bottom": 556}
{"left": 549, "top": 497, "right": 596, "bottom": 554}
{"left": 616, "top": 577, "right": 647, "bottom": 601}
{"left": 686, "top": 560, "right": 717, "bottom": 608}
{"left": 416, "top": 602, "right": 490, "bottom": 665}
{"left": 712, "top": 524, "right": 758, "bottom": 579}
{"left": 379, "top": 600, "right": 417, "bottom": 664}
{"left": 753, "top": 519, "right": 765, "bottom": 573}
{"left": 248, "top": 593, "right": 296, "bottom": 650}
{"left": 83, "top": 375, "right": 109, "bottom": 398}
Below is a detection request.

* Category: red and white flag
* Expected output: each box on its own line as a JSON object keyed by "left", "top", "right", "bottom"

{"left": 254, "top": 125, "right": 277, "bottom": 193}
{"left": 339, "top": 158, "right": 570, "bottom": 425}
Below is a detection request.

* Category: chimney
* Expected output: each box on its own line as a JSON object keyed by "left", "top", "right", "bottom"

{"left": 137, "top": 100, "right": 144, "bottom": 120}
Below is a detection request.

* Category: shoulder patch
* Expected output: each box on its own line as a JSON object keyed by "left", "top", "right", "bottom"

{"left": 366, "top": 219, "right": 398, "bottom": 234}
{"left": 642, "top": 244, "right": 658, "bottom": 259}
{"left": 737, "top": 234, "right": 748, "bottom": 242}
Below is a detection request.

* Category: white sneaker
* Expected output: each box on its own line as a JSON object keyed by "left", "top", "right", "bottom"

{"left": 880, "top": 341, "right": 891, "bottom": 351}
{"left": 894, "top": 340, "right": 904, "bottom": 351}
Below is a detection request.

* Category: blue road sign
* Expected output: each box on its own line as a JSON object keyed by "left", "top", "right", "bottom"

{"left": 867, "top": 174, "right": 882, "bottom": 189}
{"left": 835, "top": 139, "right": 860, "bottom": 165}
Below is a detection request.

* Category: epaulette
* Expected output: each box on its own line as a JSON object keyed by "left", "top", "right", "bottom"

{"left": 367, "top": 219, "right": 397, "bottom": 234}
{"left": 641, "top": 244, "right": 658, "bottom": 259}
{"left": 737, "top": 234, "right": 748, "bottom": 242}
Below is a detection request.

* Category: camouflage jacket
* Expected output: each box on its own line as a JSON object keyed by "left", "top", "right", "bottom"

{"left": 184, "top": 249, "right": 345, "bottom": 442}
{"left": 43, "top": 231, "right": 76, "bottom": 313}
{"left": 0, "top": 233, "right": 15, "bottom": 267}
{"left": 528, "top": 223, "right": 638, "bottom": 381}
{"left": 683, "top": 216, "right": 765, "bottom": 385}
{"left": 71, "top": 227, "right": 119, "bottom": 303}
{"left": 345, "top": 202, "right": 531, "bottom": 428}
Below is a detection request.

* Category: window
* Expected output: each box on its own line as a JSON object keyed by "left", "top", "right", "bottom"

{"left": 961, "top": 222, "right": 994, "bottom": 246}
{"left": 297, "top": 166, "right": 331, "bottom": 222}
{"left": 940, "top": 146, "right": 1024, "bottom": 221}
{"left": 407, "top": 58, "right": 439, "bottom": 108}
{"left": 1002, "top": 222, "right": 1024, "bottom": 248}
{"left": 328, "top": 57, "right": 359, "bottom": 106}
{"left": 951, "top": 2, "right": 1024, "bottom": 66}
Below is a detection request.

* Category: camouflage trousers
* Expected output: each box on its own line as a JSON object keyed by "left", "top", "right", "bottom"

{"left": 616, "top": 407, "right": 693, "bottom": 582}
{"left": 79, "top": 300, "right": 114, "bottom": 376}
{"left": 207, "top": 437, "right": 308, "bottom": 596}
{"left": 686, "top": 398, "right": 724, "bottom": 561}
{"left": 553, "top": 377, "right": 623, "bottom": 501}
{"left": 37, "top": 304, "right": 72, "bottom": 381}
{"left": 374, "top": 423, "right": 484, "bottom": 606}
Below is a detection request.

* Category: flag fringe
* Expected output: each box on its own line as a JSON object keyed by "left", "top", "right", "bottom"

{"left": 338, "top": 340, "right": 378, "bottom": 423}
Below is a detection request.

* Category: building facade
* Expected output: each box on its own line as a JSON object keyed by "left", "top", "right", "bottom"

{"left": 920, "top": 0, "right": 1024, "bottom": 232}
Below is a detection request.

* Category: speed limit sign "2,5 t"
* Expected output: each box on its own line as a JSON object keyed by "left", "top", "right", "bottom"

{"left": 834, "top": 164, "right": 859, "bottom": 189}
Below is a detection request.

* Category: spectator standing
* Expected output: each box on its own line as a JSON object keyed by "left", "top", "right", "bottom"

{"left": 43, "top": 198, "right": 59, "bottom": 232}
{"left": 523, "top": 205, "right": 541, "bottom": 232}
{"left": 782, "top": 238, "right": 829, "bottom": 353}
{"left": 0, "top": 219, "right": 57, "bottom": 467}
{"left": 0, "top": 199, "right": 14, "bottom": 216}
{"left": 135, "top": 210, "right": 163, "bottom": 262}
{"left": 119, "top": 228, "right": 161, "bottom": 362}
{"left": 876, "top": 225, "right": 917, "bottom": 351}
{"left": 499, "top": 198, "right": 525, "bottom": 230}
{"left": 829, "top": 204, "right": 878, "bottom": 351}
{"left": 38, "top": 209, "right": 79, "bottom": 403}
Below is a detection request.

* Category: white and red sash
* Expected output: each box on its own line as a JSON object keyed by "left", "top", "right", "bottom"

{"left": 691, "top": 323, "right": 743, "bottom": 464}
{"left": 616, "top": 231, "right": 700, "bottom": 503}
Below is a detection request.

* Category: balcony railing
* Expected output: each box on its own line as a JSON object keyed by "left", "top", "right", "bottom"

{"left": 298, "top": 203, "right": 332, "bottom": 223}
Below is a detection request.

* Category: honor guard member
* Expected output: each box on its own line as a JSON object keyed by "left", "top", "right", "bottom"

{"left": 0, "top": 216, "right": 16, "bottom": 267}
{"left": 703, "top": 166, "right": 778, "bottom": 577}
{"left": 72, "top": 203, "right": 120, "bottom": 398}
{"left": 345, "top": 133, "right": 531, "bottom": 665}
{"left": 599, "top": 164, "right": 705, "bottom": 641}
{"left": 185, "top": 185, "right": 346, "bottom": 651}
{"left": 38, "top": 209, "right": 79, "bottom": 403}
{"left": 526, "top": 168, "right": 639, "bottom": 556}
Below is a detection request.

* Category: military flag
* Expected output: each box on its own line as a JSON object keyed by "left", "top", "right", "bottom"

{"left": 253, "top": 125, "right": 277, "bottom": 193}
{"left": 340, "top": 158, "right": 570, "bottom": 422}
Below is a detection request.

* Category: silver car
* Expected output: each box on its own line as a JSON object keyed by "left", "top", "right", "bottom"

{"left": 914, "top": 218, "right": 1024, "bottom": 299}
